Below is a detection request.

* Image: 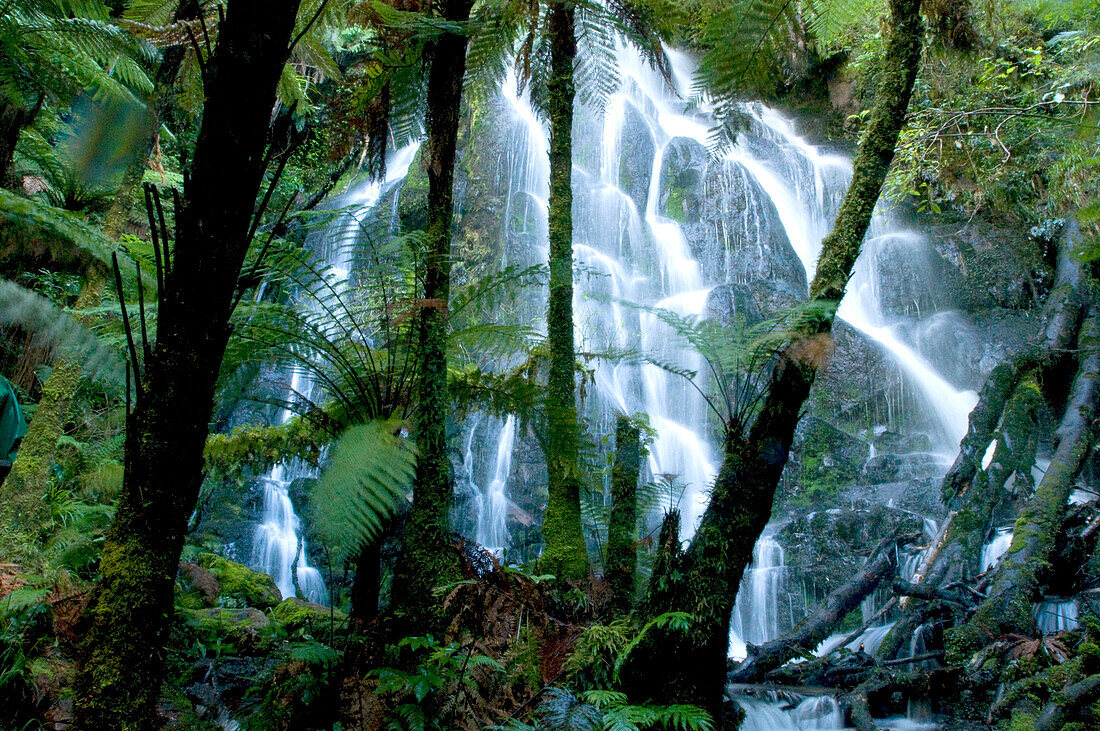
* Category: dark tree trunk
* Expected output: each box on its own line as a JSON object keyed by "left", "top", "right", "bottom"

{"left": 73, "top": 2, "right": 301, "bottom": 728}
{"left": 389, "top": 0, "right": 475, "bottom": 633}
{"left": 0, "top": 97, "right": 42, "bottom": 188}
{"left": 606, "top": 414, "right": 641, "bottom": 610}
{"left": 620, "top": 0, "right": 924, "bottom": 715}
{"left": 728, "top": 534, "right": 900, "bottom": 683}
{"left": 541, "top": 0, "right": 590, "bottom": 582}
{"left": 351, "top": 539, "right": 383, "bottom": 623}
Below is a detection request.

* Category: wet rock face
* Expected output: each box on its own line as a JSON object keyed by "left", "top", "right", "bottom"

{"left": 681, "top": 157, "right": 806, "bottom": 290}
{"left": 618, "top": 101, "right": 655, "bottom": 210}
{"left": 776, "top": 506, "right": 926, "bottom": 628}
{"left": 860, "top": 452, "right": 945, "bottom": 484}
{"left": 928, "top": 220, "right": 1049, "bottom": 312}
{"left": 779, "top": 417, "right": 870, "bottom": 509}
{"left": 659, "top": 137, "right": 707, "bottom": 223}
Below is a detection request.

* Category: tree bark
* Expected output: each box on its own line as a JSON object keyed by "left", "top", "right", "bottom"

{"left": 728, "top": 534, "right": 900, "bottom": 683}
{"left": 541, "top": 0, "right": 590, "bottom": 582}
{"left": 74, "top": 3, "right": 301, "bottom": 728}
{"left": 606, "top": 414, "right": 641, "bottom": 611}
{"left": 389, "top": 0, "right": 475, "bottom": 633}
{"left": 619, "top": 0, "right": 923, "bottom": 715}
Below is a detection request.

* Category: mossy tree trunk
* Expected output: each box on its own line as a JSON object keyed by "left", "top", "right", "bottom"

{"left": 389, "top": 0, "right": 475, "bottom": 633}
{"left": 619, "top": 0, "right": 923, "bottom": 715}
{"left": 606, "top": 414, "right": 640, "bottom": 611}
{"left": 880, "top": 221, "right": 1092, "bottom": 660}
{"left": 948, "top": 313, "right": 1099, "bottom": 655}
{"left": 1, "top": 274, "right": 105, "bottom": 558}
{"left": 74, "top": 3, "right": 301, "bottom": 728}
{"left": 541, "top": 0, "right": 590, "bottom": 583}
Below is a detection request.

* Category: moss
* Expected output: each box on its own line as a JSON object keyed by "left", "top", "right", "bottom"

{"left": 944, "top": 623, "right": 990, "bottom": 666}
{"left": 196, "top": 553, "right": 282, "bottom": 609}
{"left": 272, "top": 597, "right": 345, "bottom": 632}
{"left": 180, "top": 607, "right": 272, "bottom": 653}
{"left": 1007, "top": 712, "right": 1037, "bottom": 731}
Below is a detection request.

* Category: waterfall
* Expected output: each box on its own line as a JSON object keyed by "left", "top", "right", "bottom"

{"left": 1035, "top": 598, "right": 1079, "bottom": 634}
{"left": 475, "top": 415, "right": 517, "bottom": 556}
{"left": 250, "top": 145, "right": 419, "bottom": 603}
{"left": 729, "top": 529, "right": 786, "bottom": 661}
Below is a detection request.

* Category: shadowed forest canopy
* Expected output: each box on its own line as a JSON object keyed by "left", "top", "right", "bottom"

{"left": 1, "top": 0, "right": 1099, "bottom": 729}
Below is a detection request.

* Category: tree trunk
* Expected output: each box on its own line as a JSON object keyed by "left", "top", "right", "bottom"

{"left": 1, "top": 275, "right": 105, "bottom": 559}
{"left": 541, "top": 0, "right": 590, "bottom": 582}
{"left": 606, "top": 414, "right": 641, "bottom": 611}
{"left": 389, "top": 0, "right": 475, "bottom": 633}
{"left": 620, "top": 0, "right": 923, "bottom": 714}
{"left": 728, "top": 534, "right": 900, "bottom": 683}
{"left": 74, "top": 3, "right": 301, "bottom": 728}
{"left": 0, "top": 99, "right": 39, "bottom": 188}
{"left": 949, "top": 312, "right": 1099, "bottom": 654}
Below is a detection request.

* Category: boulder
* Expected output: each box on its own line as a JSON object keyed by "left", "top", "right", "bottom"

{"left": 182, "top": 607, "right": 272, "bottom": 652}
{"left": 196, "top": 552, "right": 282, "bottom": 609}
{"left": 272, "top": 597, "right": 345, "bottom": 632}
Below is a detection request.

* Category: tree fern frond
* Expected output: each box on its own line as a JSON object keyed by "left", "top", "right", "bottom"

{"left": 311, "top": 418, "right": 416, "bottom": 559}
{"left": 0, "top": 278, "right": 124, "bottom": 386}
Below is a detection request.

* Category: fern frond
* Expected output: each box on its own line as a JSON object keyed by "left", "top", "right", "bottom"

{"left": 311, "top": 418, "right": 416, "bottom": 558}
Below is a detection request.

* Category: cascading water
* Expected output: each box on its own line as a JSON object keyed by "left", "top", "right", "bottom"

{"left": 251, "top": 145, "right": 419, "bottom": 603}
{"left": 729, "top": 531, "right": 786, "bottom": 661}
{"left": 475, "top": 415, "right": 518, "bottom": 556}
{"left": 980, "top": 527, "right": 1014, "bottom": 572}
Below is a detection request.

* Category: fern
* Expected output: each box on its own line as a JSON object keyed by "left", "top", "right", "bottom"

{"left": 311, "top": 418, "right": 416, "bottom": 558}
{"left": 0, "top": 278, "right": 124, "bottom": 386}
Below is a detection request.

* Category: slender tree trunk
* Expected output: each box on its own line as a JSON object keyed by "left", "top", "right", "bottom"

{"left": 74, "top": 3, "right": 301, "bottom": 728}
{"left": 541, "top": 0, "right": 590, "bottom": 582}
{"left": 606, "top": 414, "right": 640, "bottom": 610}
{"left": 620, "top": 0, "right": 923, "bottom": 714}
{"left": 389, "top": 0, "right": 475, "bottom": 633}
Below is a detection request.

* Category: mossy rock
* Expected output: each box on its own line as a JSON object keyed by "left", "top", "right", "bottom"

{"left": 196, "top": 553, "right": 281, "bottom": 609}
{"left": 182, "top": 607, "right": 272, "bottom": 652}
{"left": 272, "top": 597, "right": 344, "bottom": 632}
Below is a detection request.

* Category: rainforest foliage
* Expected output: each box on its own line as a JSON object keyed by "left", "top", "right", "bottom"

{"left": 0, "top": 0, "right": 1099, "bottom": 729}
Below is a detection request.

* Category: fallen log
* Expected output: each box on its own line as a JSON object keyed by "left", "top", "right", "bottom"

{"left": 1036, "top": 673, "right": 1100, "bottom": 731}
